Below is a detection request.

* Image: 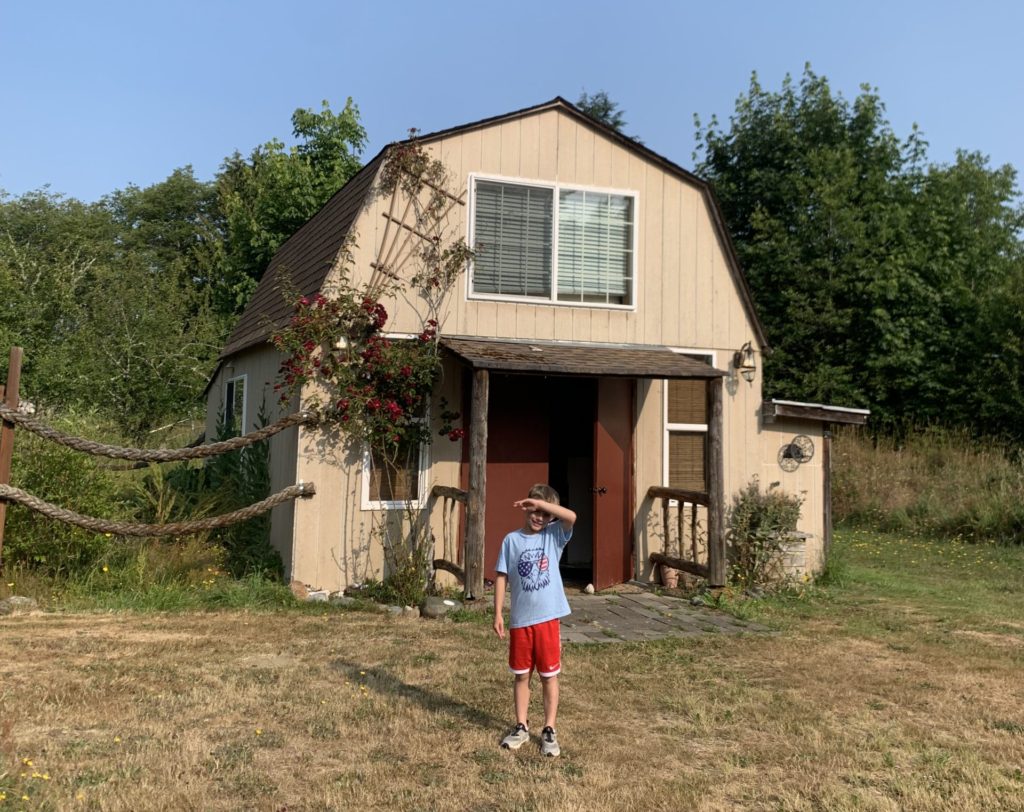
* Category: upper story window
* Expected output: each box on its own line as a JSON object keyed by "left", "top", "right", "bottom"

{"left": 470, "top": 176, "right": 636, "bottom": 307}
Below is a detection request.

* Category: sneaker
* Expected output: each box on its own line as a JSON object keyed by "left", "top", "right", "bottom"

{"left": 500, "top": 723, "right": 530, "bottom": 750}
{"left": 540, "top": 726, "right": 560, "bottom": 757}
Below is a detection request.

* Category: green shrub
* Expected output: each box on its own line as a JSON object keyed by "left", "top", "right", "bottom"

{"left": 163, "top": 405, "right": 282, "bottom": 578}
{"left": 727, "top": 478, "right": 803, "bottom": 589}
{"left": 4, "top": 412, "right": 130, "bottom": 575}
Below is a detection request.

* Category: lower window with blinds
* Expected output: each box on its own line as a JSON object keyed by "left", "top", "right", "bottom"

{"left": 665, "top": 373, "right": 709, "bottom": 493}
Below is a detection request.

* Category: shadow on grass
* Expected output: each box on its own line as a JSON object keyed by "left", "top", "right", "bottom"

{"left": 330, "top": 659, "right": 504, "bottom": 731}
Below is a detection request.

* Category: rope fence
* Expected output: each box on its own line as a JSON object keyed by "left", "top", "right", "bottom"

{"left": 0, "top": 348, "right": 320, "bottom": 562}
{"left": 0, "top": 482, "right": 315, "bottom": 537}
{"left": 0, "top": 403, "right": 317, "bottom": 462}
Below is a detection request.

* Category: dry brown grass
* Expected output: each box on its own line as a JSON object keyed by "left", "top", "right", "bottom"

{"left": 1, "top": 594, "right": 1022, "bottom": 812}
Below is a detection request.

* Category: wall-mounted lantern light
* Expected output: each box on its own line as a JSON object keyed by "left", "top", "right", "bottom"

{"left": 733, "top": 341, "right": 756, "bottom": 383}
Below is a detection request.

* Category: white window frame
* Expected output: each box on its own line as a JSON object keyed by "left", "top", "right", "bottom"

{"left": 360, "top": 422, "right": 430, "bottom": 510}
{"left": 466, "top": 173, "right": 638, "bottom": 311}
{"left": 663, "top": 350, "right": 715, "bottom": 496}
{"left": 224, "top": 374, "right": 247, "bottom": 436}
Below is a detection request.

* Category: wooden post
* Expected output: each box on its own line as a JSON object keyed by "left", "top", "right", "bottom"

{"left": 706, "top": 376, "right": 726, "bottom": 587}
{"left": 464, "top": 369, "right": 489, "bottom": 600}
{"left": 823, "top": 429, "right": 833, "bottom": 562}
{"left": 0, "top": 347, "right": 24, "bottom": 571}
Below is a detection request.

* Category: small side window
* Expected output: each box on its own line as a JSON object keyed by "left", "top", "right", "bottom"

{"left": 224, "top": 375, "right": 247, "bottom": 437}
{"left": 362, "top": 429, "right": 428, "bottom": 510}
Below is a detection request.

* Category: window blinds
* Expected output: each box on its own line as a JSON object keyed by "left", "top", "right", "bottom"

{"left": 473, "top": 181, "right": 552, "bottom": 298}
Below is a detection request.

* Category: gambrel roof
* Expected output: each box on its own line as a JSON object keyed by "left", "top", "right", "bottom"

{"left": 219, "top": 97, "right": 768, "bottom": 361}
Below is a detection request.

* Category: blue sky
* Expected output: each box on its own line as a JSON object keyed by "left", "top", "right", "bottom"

{"left": 1, "top": 0, "right": 1021, "bottom": 202}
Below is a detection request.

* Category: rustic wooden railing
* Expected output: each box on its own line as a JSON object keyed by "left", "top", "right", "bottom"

{"left": 647, "top": 485, "right": 710, "bottom": 580}
{"left": 430, "top": 484, "right": 467, "bottom": 583}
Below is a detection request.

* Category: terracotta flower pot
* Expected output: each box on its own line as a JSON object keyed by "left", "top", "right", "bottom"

{"left": 660, "top": 564, "right": 680, "bottom": 588}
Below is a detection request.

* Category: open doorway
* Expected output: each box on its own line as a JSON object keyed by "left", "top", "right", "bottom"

{"left": 547, "top": 377, "right": 595, "bottom": 586}
{"left": 476, "top": 372, "right": 629, "bottom": 588}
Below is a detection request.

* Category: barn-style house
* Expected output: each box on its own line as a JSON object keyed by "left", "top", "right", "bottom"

{"left": 206, "top": 98, "right": 866, "bottom": 597}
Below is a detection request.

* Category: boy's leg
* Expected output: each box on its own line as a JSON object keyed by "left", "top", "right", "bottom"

{"left": 540, "top": 674, "right": 559, "bottom": 729}
{"left": 513, "top": 672, "right": 531, "bottom": 726}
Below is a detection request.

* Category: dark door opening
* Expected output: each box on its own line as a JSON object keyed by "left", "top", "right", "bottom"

{"left": 472, "top": 373, "right": 630, "bottom": 589}
{"left": 548, "top": 377, "right": 596, "bottom": 586}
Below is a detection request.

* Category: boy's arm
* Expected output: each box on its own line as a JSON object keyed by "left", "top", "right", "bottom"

{"left": 493, "top": 573, "right": 507, "bottom": 639}
{"left": 514, "top": 498, "right": 577, "bottom": 531}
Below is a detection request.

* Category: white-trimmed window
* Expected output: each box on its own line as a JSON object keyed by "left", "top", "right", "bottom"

{"left": 470, "top": 176, "right": 636, "bottom": 307}
{"left": 224, "top": 375, "right": 247, "bottom": 437}
{"left": 361, "top": 432, "right": 428, "bottom": 510}
{"left": 663, "top": 352, "right": 714, "bottom": 493}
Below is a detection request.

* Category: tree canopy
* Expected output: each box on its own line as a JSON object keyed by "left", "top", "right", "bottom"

{"left": 0, "top": 99, "right": 366, "bottom": 439}
{"left": 695, "top": 67, "right": 1024, "bottom": 438}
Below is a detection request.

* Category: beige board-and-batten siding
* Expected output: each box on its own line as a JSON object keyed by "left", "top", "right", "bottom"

{"left": 758, "top": 418, "right": 826, "bottom": 575}
{"left": 273, "top": 106, "right": 768, "bottom": 592}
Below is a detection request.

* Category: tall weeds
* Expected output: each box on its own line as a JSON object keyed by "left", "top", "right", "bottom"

{"left": 833, "top": 427, "right": 1024, "bottom": 543}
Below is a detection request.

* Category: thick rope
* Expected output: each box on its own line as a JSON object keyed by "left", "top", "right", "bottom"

{"left": 0, "top": 482, "right": 315, "bottom": 537}
{"left": 0, "top": 405, "right": 317, "bottom": 462}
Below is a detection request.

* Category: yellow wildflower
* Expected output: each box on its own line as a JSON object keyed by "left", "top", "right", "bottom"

{"left": 114, "top": 736, "right": 121, "bottom": 743}
{"left": 255, "top": 728, "right": 263, "bottom": 736}
{"left": 102, "top": 565, "right": 109, "bottom": 573}
{"left": 22, "top": 758, "right": 32, "bottom": 766}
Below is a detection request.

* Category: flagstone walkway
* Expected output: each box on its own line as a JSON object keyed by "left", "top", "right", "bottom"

{"left": 560, "top": 587, "right": 769, "bottom": 644}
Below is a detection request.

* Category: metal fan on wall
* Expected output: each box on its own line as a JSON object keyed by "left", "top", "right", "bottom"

{"left": 778, "top": 434, "right": 814, "bottom": 472}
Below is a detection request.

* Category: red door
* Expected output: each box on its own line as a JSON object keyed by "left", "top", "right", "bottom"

{"left": 482, "top": 374, "right": 549, "bottom": 579}
{"left": 592, "top": 378, "right": 633, "bottom": 589}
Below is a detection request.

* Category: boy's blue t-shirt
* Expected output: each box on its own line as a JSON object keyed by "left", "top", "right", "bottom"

{"left": 495, "top": 522, "right": 572, "bottom": 629}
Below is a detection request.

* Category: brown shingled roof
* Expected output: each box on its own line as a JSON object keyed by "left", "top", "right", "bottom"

{"left": 219, "top": 152, "right": 385, "bottom": 359}
{"left": 218, "top": 97, "right": 768, "bottom": 361}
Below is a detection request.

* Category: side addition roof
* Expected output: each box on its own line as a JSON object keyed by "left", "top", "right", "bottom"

{"left": 762, "top": 399, "right": 870, "bottom": 426}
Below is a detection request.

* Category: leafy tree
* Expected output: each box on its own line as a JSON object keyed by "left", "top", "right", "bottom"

{"left": 695, "top": 66, "right": 1024, "bottom": 437}
{"left": 216, "top": 99, "right": 366, "bottom": 314}
{"left": 577, "top": 90, "right": 628, "bottom": 132}
{"left": 105, "top": 167, "right": 226, "bottom": 297}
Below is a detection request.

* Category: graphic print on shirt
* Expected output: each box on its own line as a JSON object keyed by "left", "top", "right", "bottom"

{"left": 516, "top": 548, "right": 550, "bottom": 592}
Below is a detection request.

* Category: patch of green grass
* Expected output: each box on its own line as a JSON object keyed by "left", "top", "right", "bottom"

{"left": 55, "top": 571, "right": 302, "bottom": 612}
{"left": 447, "top": 606, "right": 492, "bottom": 625}
{"left": 714, "top": 528, "right": 1024, "bottom": 641}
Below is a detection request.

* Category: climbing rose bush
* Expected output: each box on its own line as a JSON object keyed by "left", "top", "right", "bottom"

{"left": 272, "top": 286, "right": 447, "bottom": 453}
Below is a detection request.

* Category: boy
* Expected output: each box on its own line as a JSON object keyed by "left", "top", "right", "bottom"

{"left": 493, "top": 483, "right": 576, "bottom": 758}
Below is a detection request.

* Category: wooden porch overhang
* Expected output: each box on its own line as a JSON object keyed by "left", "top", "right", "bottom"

{"left": 442, "top": 336, "right": 729, "bottom": 600}
{"left": 439, "top": 336, "right": 727, "bottom": 379}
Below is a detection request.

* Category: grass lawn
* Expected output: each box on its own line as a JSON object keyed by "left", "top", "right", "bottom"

{"left": 1, "top": 529, "right": 1023, "bottom": 811}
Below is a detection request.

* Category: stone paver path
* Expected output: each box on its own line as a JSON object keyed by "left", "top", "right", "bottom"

{"left": 560, "top": 588, "right": 770, "bottom": 644}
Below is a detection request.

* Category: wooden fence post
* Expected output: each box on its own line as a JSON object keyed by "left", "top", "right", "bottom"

{"left": 464, "top": 369, "right": 488, "bottom": 600}
{"left": 706, "top": 376, "right": 726, "bottom": 587}
{"left": 0, "top": 347, "right": 24, "bottom": 572}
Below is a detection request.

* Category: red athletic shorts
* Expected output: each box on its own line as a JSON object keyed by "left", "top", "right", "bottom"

{"left": 509, "top": 618, "right": 561, "bottom": 677}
